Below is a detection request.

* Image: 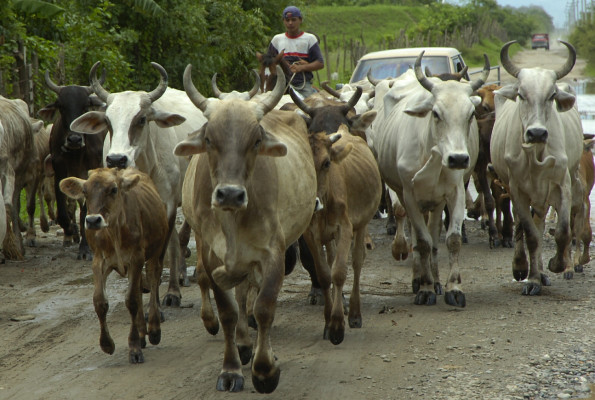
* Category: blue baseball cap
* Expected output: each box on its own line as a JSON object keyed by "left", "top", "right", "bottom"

{"left": 283, "top": 6, "right": 302, "bottom": 19}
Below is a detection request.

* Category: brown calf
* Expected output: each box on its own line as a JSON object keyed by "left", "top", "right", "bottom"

{"left": 303, "top": 125, "right": 382, "bottom": 345}
{"left": 60, "top": 167, "right": 169, "bottom": 364}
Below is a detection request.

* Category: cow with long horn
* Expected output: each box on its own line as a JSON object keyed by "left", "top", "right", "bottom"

{"left": 490, "top": 40, "right": 584, "bottom": 295}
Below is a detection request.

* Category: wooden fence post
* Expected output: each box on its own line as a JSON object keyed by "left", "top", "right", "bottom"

{"left": 323, "top": 34, "right": 331, "bottom": 83}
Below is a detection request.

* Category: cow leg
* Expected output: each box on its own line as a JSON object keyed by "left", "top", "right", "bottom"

{"left": 235, "top": 281, "right": 253, "bottom": 365}
{"left": 578, "top": 198, "right": 592, "bottom": 268}
{"left": 194, "top": 233, "right": 219, "bottom": 335}
{"left": 251, "top": 250, "right": 283, "bottom": 394}
{"left": 92, "top": 259, "right": 115, "bottom": 355}
{"left": 390, "top": 190, "right": 409, "bottom": 261}
{"left": 348, "top": 227, "right": 366, "bottom": 331}
{"left": 162, "top": 213, "right": 182, "bottom": 307}
{"left": 126, "top": 258, "right": 145, "bottom": 363}
{"left": 25, "top": 177, "right": 39, "bottom": 247}
{"left": 38, "top": 184, "right": 50, "bottom": 233}
{"left": 177, "top": 220, "right": 191, "bottom": 287}
{"left": 302, "top": 230, "right": 333, "bottom": 340}
{"left": 443, "top": 189, "right": 466, "bottom": 307}
{"left": 77, "top": 201, "right": 93, "bottom": 260}
{"left": 546, "top": 179, "right": 573, "bottom": 278}
{"left": 298, "top": 235, "right": 324, "bottom": 305}
{"left": 404, "top": 191, "right": 436, "bottom": 305}
{"left": 427, "top": 208, "right": 443, "bottom": 296}
{"left": 384, "top": 185, "right": 397, "bottom": 235}
{"left": 477, "top": 168, "right": 499, "bottom": 248}
{"left": 147, "top": 253, "right": 164, "bottom": 346}
{"left": 9, "top": 184, "right": 24, "bottom": 257}
{"left": 54, "top": 170, "right": 77, "bottom": 246}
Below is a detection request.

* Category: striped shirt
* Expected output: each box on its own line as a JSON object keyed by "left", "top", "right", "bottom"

{"left": 268, "top": 31, "right": 324, "bottom": 86}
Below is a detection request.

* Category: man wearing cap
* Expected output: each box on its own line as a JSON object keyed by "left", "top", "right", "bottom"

{"left": 267, "top": 5, "right": 324, "bottom": 98}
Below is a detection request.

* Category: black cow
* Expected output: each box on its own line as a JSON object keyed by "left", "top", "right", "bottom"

{"left": 38, "top": 71, "right": 106, "bottom": 260}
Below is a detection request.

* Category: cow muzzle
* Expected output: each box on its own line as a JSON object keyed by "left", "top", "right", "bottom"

{"left": 212, "top": 184, "right": 248, "bottom": 210}
{"left": 106, "top": 154, "right": 129, "bottom": 169}
{"left": 85, "top": 214, "right": 108, "bottom": 230}
{"left": 525, "top": 128, "right": 548, "bottom": 144}
{"left": 448, "top": 153, "right": 470, "bottom": 169}
{"left": 65, "top": 133, "right": 85, "bottom": 150}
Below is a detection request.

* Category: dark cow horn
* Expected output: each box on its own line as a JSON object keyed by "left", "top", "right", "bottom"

{"left": 500, "top": 41, "right": 520, "bottom": 78}
{"left": 321, "top": 81, "right": 341, "bottom": 98}
{"left": 414, "top": 51, "right": 434, "bottom": 93}
{"left": 84, "top": 69, "right": 106, "bottom": 95}
{"left": 290, "top": 87, "right": 313, "bottom": 116}
{"left": 44, "top": 71, "right": 64, "bottom": 94}
{"left": 147, "top": 62, "right": 168, "bottom": 102}
{"left": 555, "top": 40, "right": 576, "bottom": 80}
{"left": 470, "top": 54, "right": 490, "bottom": 91}
{"left": 424, "top": 66, "right": 433, "bottom": 77}
{"left": 90, "top": 61, "right": 111, "bottom": 102}
{"left": 367, "top": 69, "right": 381, "bottom": 86}
{"left": 248, "top": 70, "right": 261, "bottom": 98}
{"left": 183, "top": 64, "right": 209, "bottom": 112}
{"left": 211, "top": 73, "right": 223, "bottom": 99}
{"left": 257, "top": 65, "right": 285, "bottom": 114}
{"left": 459, "top": 65, "right": 469, "bottom": 78}
{"left": 341, "top": 86, "right": 362, "bottom": 115}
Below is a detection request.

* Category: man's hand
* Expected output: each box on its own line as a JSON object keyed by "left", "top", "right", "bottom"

{"left": 290, "top": 59, "right": 308, "bottom": 73}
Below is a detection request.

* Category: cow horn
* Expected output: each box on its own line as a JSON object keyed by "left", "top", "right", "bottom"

{"left": 90, "top": 61, "right": 111, "bottom": 102}
{"left": 459, "top": 65, "right": 469, "bottom": 78}
{"left": 248, "top": 70, "right": 260, "bottom": 98}
{"left": 470, "top": 54, "right": 490, "bottom": 91}
{"left": 44, "top": 71, "right": 64, "bottom": 94}
{"left": 84, "top": 68, "right": 106, "bottom": 94}
{"left": 147, "top": 62, "right": 168, "bottom": 102}
{"left": 367, "top": 69, "right": 381, "bottom": 86}
{"left": 290, "top": 87, "right": 312, "bottom": 116}
{"left": 329, "top": 133, "right": 342, "bottom": 144}
{"left": 341, "top": 86, "right": 362, "bottom": 115}
{"left": 321, "top": 81, "right": 341, "bottom": 98}
{"left": 414, "top": 51, "right": 434, "bottom": 92}
{"left": 555, "top": 40, "right": 576, "bottom": 80}
{"left": 211, "top": 73, "right": 223, "bottom": 98}
{"left": 183, "top": 64, "right": 209, "bottom": 112}
{"left": 424, "top": 66, "right": 433, "bottom": 77}
{"left": 257, "top": 65, "right": 285, "bottom": 114}
{"left": 500, "top": 41, "right": 520, "bottom": 78}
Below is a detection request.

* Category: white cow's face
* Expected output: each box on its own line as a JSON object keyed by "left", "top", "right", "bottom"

{"left": 406, "top": 80, "right": 479, "bottom": 170}
{"left": 496, "top": 68, "right": 576, "bottom": 145}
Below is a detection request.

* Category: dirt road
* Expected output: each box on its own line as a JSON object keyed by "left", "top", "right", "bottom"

{"left": 1, "top": 45, "right": 594, "bottom": 400}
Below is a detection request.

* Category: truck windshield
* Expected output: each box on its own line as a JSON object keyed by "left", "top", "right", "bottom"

{"left": 350, "top": 56, "right": 450, "bottom": 83}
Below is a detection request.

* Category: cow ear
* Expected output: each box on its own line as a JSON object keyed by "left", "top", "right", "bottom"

{"left": 44, "top": 154, "right": 54, "bottom": 177}
{"left": 71, "top": 111, "right": 108, "bottom": 135}
{"left": 259, "top": 128, "right": 287, "bottom": 157}
{"left": 174, "top": 126, "right": 207, "bottom": 156}
{"left": 331, "top": 142, "right": 353, "bottom": 163}
{"left": 59, "top": 177, "right": 86, "bottom": 200}
{"left": 494, "top": 84, "right": 518, "bottom": 101}
{"left": 152, "top": 110, "right": 186, "bottom": 128}
{"left": 38, "top": 104, "right": 57, "bottom": 121}
{"left": 554, "top": 87, "right": 576, "bottom": 112}
{"left": 404, "top": 98, "right": 433, "bottom": 117}
{"left": 30, "top": 120, "right": 44, "bottom": 133}
{"left": 121, "top": 174, "right": 141, "bottom": 191}
{"left": 350, "top": 110, "right": 377, "bottom": 133}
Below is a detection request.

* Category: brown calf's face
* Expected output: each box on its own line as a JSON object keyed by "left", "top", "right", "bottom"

{"left": 59, "top": 168, "right": 140, "bottom": 230}
{"left": 309, "top": 126, "right": 353, "bottom": 202}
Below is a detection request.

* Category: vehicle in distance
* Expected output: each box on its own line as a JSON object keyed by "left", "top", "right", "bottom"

{"left": 531, "top": 33, "right": 549, "bottom": 50}
{"left": 348, "top": 47, "right": 468, "bottom": 84}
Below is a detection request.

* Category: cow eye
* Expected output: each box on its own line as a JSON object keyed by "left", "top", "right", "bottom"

{"left": 110, "top": 186, "right": 118, "bottom": 195}
{"left": 518, "top": 93, "right": 525, "bottom": 101}
{"left": 432, "top": 110, "right": 440, "bottom": 120}
{"left": 548, "top": 92, "right": 556, "bottom": 101}
{"left": 322, "top": 159, "right": 331, "bottom": 169}
{"left": 254, "top": 139, "right": 262, "bottom": 150}
{"left": 137, "top": 116, "right": 146, "bottom": 126}
{"left": 205, "top": 137, "right": 211, "bottom": 146}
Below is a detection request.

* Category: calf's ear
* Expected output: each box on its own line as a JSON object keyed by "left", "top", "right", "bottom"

{"left": 331, "top": 142, "right": 353, "bottom": 163}
{"left": 121, "top": 174, "right": 141, "bottom": 192}
{"left": 59, "top": 177, "right": 86, "bottom": 200}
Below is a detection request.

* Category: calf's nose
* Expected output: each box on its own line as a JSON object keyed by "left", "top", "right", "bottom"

{"left": 85, "top": 215, "right": 103, "bottom": 230}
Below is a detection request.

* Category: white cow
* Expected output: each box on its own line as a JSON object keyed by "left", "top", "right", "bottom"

{"left": 490, "top": 40, "right": 583, "bottom": 295}
{"left": 71, "top": 61, "right": 207, "bottom": 307}
{"left": 368, "top": 52, "right": 489, "bottom": 307}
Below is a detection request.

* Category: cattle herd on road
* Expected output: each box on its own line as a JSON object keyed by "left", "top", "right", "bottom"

{"left": 0, "top": 40, "right": 593, "bottom": 394}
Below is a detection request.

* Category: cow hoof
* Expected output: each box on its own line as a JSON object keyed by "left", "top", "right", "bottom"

{"left": 563, "top": 271, "right": 574, "bottom": 280}
{"left": 503, "top": 238, "right": 514, "bottom": 248}
{"left": 521, "top": 282, "right": 541, "bottom": 296}
{"left": 203, "top": 319, "right": 219, "bottom": 336}
{"left": 575, "top": 264, "right": 584, "bottom": 273}
{"left": 308, "top": 287, "right": 324, "bottom": 306}
{"left": 99, "top": 334, "right": 115, "bottom": 355}
{"left": 414, "top": 290, "right": 436, "bottom": 305}
{"left": 386, "top": 225, "right": 396, "bottom": 236}
{"left": 149, "top": 329, "right": 161, "bottom": 345}
{"left": 237, "top": 345, "right": 252, "bottom": 365}
{"left": 247, "top": 315, "right": 257, "bottom": 330}
{"left": 323, "top": 326, "right": 329, "bottom": 341}
{"left": 217, "top": 372, "right": 244, "bottom": 392}
{"left": 412, "top": 279, "right": 421, "bottom": 294}
{"left": 445, "top": 290, "right": 466, "bottom": 307}
{"left": 162, "top": 294, "right": 181, "bottom": 307}
{"left": 348, "top": 315, "right": 362, "bottom": 329}
{"left": 129, "top": 349, "right": 144, "bottom": 364}
{"left": 329, "top": 327, "right": 345, "bottom": 345}
{"left": 434, "top": 282, "right": 443, "bottom": 296}
{"left": 540, "top": 273, "right": 551, "bottom": 286}
{"left": 512, "top": 269, "right": 528, "bottom": 282}
{"left": 252, "top": 367, "right": 281, "bottom": 394}
{"left": 77, "top": 249, "right": 93, "bottom": 261}
{"left": 25, "top": 238, "right": 36, "bottom": 247}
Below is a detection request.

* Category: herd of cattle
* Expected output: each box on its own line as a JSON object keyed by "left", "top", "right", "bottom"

{"left": 0, "top": 39, "right": 593, "bottom": 394}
